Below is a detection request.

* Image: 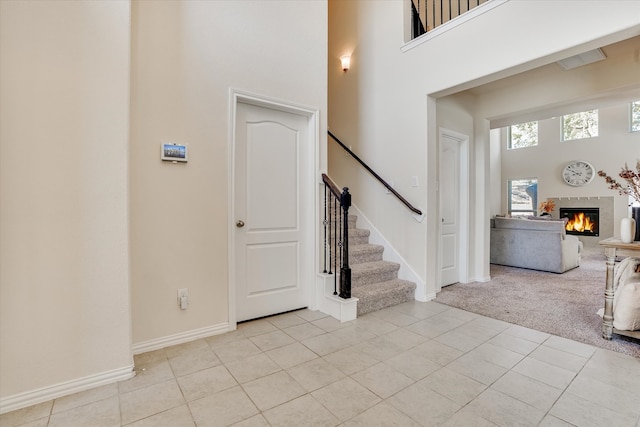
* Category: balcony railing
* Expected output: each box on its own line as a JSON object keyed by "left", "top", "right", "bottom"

{"left": 411, "top": 0, "right": 488, "bottom": 38}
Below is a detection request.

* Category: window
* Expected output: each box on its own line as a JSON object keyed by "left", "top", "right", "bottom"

{"left": 562, "top": 110, "right": 598, "bottom": 141}
{"left": 631, "top": 101, "right": 640, "bottom": 132}
{"left": 508, "top": 179, "right": 537, "bottom": 216}
{"left": 508, "top": 121, "right": 538, "bottom": 149}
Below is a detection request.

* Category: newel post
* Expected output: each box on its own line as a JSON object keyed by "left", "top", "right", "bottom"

{"left": 339, "top": 187, "right": 351, "bottom": 299}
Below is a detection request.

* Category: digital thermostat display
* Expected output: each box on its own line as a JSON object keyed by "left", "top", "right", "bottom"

{"left": 161, "top": 143, "right": 188, "bottom": 163}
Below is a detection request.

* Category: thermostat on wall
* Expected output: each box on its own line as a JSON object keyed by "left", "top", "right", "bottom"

{"left": 161, "top": 143, "right": 188, "bottom": 163}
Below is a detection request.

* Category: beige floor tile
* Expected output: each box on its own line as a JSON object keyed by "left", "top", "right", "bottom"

{"left": 537, "top": 414, "right": 576, "bottom": 426}
{"left": 52, "top": 383, "right": 118, "bottom": 414}
{"left": 229, "top": 414, "right": 270, "bottom": 427}
{"left": 411, "top": 339, "right": 463, "bottom": 366}
{"left": 388, "top": 380, "right": 461, "bottom": 426}
{"left": 579, "top": 350, "right": 640, "bottom": 396}
{"left": 491, "top": 371, "right": 563, "bottom": 411}
{"left": 528, "top": 344, "right": 589, "bottom": 373}
{"left": 367, "top": 307, "right": 419, "bottom": 327}
{"left": 393, "top": 300, "right": 450, "bottom": 320}
{"left": 164, "top": 339, "right": 209, "bottom": 359}
{"left": 213, "top": 338, "right": 262, "bottom": 364}
{"left": 168, "top": 346, "right": 221, "bottom": 377}
{"left": 294, "top": 308, "right": 329, "bottom": 322}
{"left": 383, "top": 348, "right": 441, "bottom": 380}
{"left": 48, "top": 395, "right": 119, "bottom": 427}
{"left": 542, "top": 335, "right": 597, "bottom": 358}
{"left": 466, "top": 342, "right": 525, "bottom": 370}
{"left": 205, "top": 329, "right": 246, "bottom": 349}
{"left": 354, "top": 335, "right": 405, "bottom": 361}
{"left": 446, "top": 352, "right": 508, "bottom": 385}
{"left": 281, "top": 322, "right": 326, "bottom": 341}
{"left": 405, "top": 315, "right": 467, "bottom": 339}
{"left": 189, "top": 386, "right": 259, "bottom": 427}
{"left": 176, "top": 365, "right": 237, "bottom": 402}
{"left": 512, "top": 357, "right": 577, "bottom": 389}
{"left": 249, "top": 330, "right": 295, "bottom": 352}
{"left": 434, "top": 329, "right": 486, "bottom": 352}
{"left": 301, "top": 332, "right": 351, "bottom": 356}
{"left": 342, "top": 402, "right": 421, "bottom": 427}
{"left": 419, "top": 367, "right": 487, "bottom": 406}
{"left": 439, "top": 306, "right": 479, "bottom": 322}
{"left": 286, "top": 357, "right": 345, "bottom": 392}
{"left": 225, "top": 353, "right": 281, "bottom": 383}
{"left": 262, "top": 394, "right": 339, "bottom": 427}
{"left": 322, "top": 345, "right": 379, "bottom": 375}
{"left": 241, "top": 371, "right": 306, "bottom": 411}
{"left": 440, "top": 406, "right": 498, "bottom": 427}
{"left": 350, "top": 315, "right": 398, "bottom": 336}
{"left": 503, "top": 324, "right": 550, "bottom": 343}
{"left": 120, "top": 380, "right": 185, "bottom": 425}
{"left": 133, "top": 348, "right": 167, "bottom": 366}
{"left": 266, "top": 312, "right": 307, "bottom": 329}
{"left": 311, "top": 377, "right": 380, "bottom": 421}
{"left": 330, "top": 325, "right": 377, "bottom": 345}
{"left": 566, "top": 375, "right": 640, "bottom": 419}
{"left": 124, "top": 405, "right": 195, "bottom": 427}
{"left": 119, "top": 359, "right": 175, "bottom": 394}
{"left": 236, "top": 318, "right": 278, "bottom": 338}
{"left": 549, "top": 391, "right": 638, "bottom": 427}
{"left": 0, "top": 401, "right": 52, "bottom": 427}
{"left": 380, "top": 327, "right": 427, "bottom": 350}
{"left": 487, "top": 332, "right": 540, "bottom": 355}
{"left": 311, "top": 316, "right": 353, "bottom": 332}
{"left": 265, "top": 341, "right": 318, "bottom": 370}
{"left": 465, "top": 388, "right": 546, "bottom": 427}
{"left": 351, "top": 362, "right": 414, "bottom": 399}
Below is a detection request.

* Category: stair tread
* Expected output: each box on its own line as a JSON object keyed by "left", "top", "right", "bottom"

{"left": 352, "top": 279, "right": 416, "bottom": 294}
{"left": 351, "top": 260, "right": 400, "bottom": 274}
{"left": 349, "top": 244, "right": 384, "bottom": 254}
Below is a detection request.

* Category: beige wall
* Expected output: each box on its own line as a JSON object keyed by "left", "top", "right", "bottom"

{"left": 129, "top": 0, "right": 328, "bottom": 345}
{"left": 0, "top": 0, "right": 133, "bottom": 400}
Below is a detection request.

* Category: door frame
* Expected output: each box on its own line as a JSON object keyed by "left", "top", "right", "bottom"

{"left": 228, "top": 89, "right": 319, "bottom": 329}
{"left": 437, "top": 128, "right": 470, "bottom": 292}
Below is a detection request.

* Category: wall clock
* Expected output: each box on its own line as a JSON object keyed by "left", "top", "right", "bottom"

{"left": 562, "top": 160, "right": 595, "bottom": 186}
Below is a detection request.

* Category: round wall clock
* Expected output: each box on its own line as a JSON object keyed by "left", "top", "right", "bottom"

{"left": 562, "top": 160, "right": 595, "bottom": 186}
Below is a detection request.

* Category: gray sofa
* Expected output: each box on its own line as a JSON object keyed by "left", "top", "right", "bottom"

{"left": 490, "top": 217, "right": 583, "bottom": 273}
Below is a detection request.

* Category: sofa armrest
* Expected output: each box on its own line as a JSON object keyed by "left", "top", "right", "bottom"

{"left": 561, "top": 235, "right": 582, "bottom": 271}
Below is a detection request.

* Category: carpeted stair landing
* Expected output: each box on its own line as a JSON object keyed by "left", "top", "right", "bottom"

{"left": 333, "top": 214, "right": 416, "bottom": 315}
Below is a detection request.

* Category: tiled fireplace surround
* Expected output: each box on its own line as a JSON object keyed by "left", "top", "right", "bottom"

{"left": 548, "top": 196, "right": 614, "bottom": 248}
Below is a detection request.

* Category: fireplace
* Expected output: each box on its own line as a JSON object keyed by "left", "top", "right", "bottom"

{"left": 559, "top": 208, "right": 599, "bottom": 236}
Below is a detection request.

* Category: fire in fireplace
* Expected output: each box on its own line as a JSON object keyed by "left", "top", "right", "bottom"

{"left": 559, "top": 208, "right": 599, "bottom": 236}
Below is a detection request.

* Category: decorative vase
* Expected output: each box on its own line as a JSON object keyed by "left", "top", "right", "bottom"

{"left": 620, "top": 217, "right": 636, "bottom": 244}
{"left": 633, "top": 207, "right": 640, "bottom": 241}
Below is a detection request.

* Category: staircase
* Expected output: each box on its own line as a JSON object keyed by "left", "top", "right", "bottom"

{"left": 339, "top": 214, "right": 417, "bottom": 316}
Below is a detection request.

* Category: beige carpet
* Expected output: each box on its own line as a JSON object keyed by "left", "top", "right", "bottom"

{"left": 435, "top": 248, "right": 640, "bottom": 358}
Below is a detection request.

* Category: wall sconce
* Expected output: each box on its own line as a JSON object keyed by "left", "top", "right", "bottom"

{"left": 340, "top": 55, "right": 351, "bottom": 72}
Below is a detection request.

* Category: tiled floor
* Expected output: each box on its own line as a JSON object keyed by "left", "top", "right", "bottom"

{"left": 2, "top": 301, "right": 640, "bottom": 427}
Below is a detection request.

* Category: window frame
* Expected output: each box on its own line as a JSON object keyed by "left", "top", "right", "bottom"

{"left": 507, "top": 178, "right": 538, "bottom": 217}
{"left": 561, "top": 109, "right": 599, "bottom": 141}
{"left": 507, "top": 121, "right": 539, "bottom": 150}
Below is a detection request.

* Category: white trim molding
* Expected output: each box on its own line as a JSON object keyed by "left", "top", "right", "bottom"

{"left": 0, "top": 365, "right": 134, "bottom": 415}
{"left": 132, "top": 323, "right": 230, "bottom": 355}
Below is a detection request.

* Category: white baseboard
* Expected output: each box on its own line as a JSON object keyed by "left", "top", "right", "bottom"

{"left": 132, "top": 322, "right": 230, "bottom": 355}
{"left": 0, "top": 364, "right": 134, "bottom": 415}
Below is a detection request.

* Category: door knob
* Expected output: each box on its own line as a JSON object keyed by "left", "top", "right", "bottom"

{"left": 236, "top": 220, "right": 245, "bottom": 228}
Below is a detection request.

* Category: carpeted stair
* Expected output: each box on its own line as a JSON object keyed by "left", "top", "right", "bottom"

{"left": 330, "top": 214, "right": 416, "bottom": 315}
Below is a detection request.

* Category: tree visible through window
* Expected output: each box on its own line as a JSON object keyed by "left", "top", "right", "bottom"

{"left": 508, "top": 121, "right": 538, "bottom": 149}
{"left": 631, "top": 101, "right": 640, "bottom": 132}
{"left": 562, "top": 110, "right": 598, "bottom": 141}
{"left": 508, "top": 179, "right": 537, "bottom": 216}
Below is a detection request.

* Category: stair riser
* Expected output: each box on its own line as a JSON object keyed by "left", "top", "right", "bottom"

{"left": 355, "top": 288, "right": 415, "bottom": 315}
{"left": 350, "top": 251, "right": 383, "bottom": 265}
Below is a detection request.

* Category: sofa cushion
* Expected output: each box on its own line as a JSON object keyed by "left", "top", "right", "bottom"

{"left": 613, "top": 272, "right": 640, "bottom": 331}
{"left": 494, "top": 217, "right": 566, "bottom": 235}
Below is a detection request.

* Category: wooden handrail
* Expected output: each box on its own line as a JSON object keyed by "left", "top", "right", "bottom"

{"left": 328, "top": 131, "right": 423, "bottom": 216}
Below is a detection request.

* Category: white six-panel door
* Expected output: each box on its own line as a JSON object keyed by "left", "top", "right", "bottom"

{"left": 233, "top": 100, "right": 311, "bottom": 322}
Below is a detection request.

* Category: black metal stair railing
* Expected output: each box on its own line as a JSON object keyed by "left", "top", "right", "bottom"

{"left": 322, "top": 173, "right": 351, "bottom": 299}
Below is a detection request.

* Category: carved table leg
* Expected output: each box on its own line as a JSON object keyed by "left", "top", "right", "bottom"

{"left": 602, "top": 247, "right": 616, "bottom": 340}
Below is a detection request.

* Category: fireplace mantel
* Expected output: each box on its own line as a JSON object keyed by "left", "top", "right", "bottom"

{"left": 549, "top": 196, "right": 614, "bottom": 248}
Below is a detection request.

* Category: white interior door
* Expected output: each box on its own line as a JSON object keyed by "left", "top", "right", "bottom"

{"left": 440, "top": 135, "right": 461, "bottom": 287}
{"left": 234, "top": 101, "right": 310, "bottom": 322}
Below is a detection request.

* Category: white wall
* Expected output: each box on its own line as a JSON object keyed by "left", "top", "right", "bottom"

{"left": 328, "top": 0, "right": 640, "bottom": 296}
{"left": 0, "top": 0, "right": 133, "bottom": 403}
{"left": 129, "top": 1, "right": 328, "bottom": 345}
